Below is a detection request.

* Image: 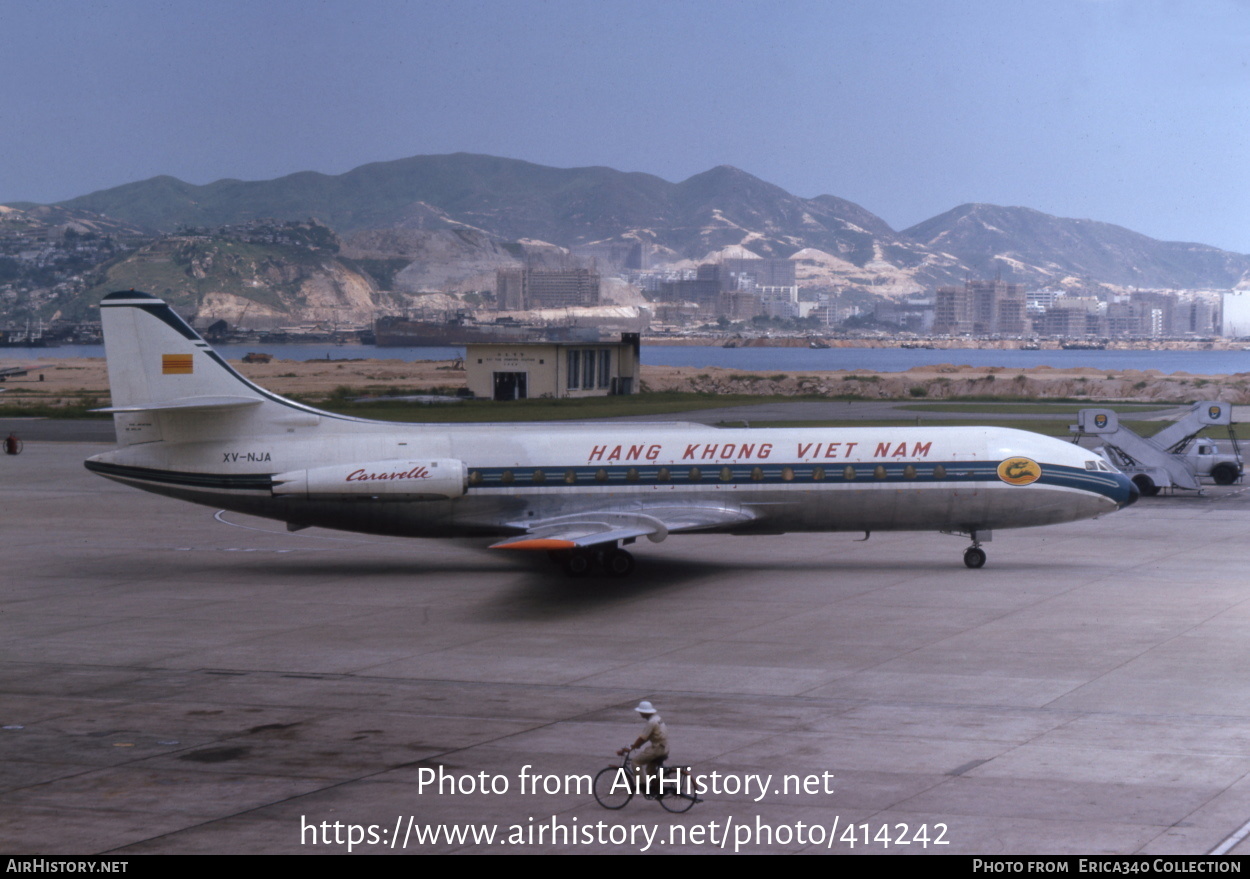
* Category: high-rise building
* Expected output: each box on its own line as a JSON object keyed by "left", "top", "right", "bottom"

{"left": 933, "top": 280, "right": 1026, "bottom": 334}
{"left": 1039, "top": 298, "right": 1099, "bottom": 337}
{"left": 495, "top": 268, "right": 601, "bottom": 310}
{"left": 1128, "top": 291, "right": 1177, "bottom": 337}
{"left": 723, "top": 258, "right": 797, "bottom": 287}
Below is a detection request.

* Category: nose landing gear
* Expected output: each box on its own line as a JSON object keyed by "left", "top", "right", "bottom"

{"left": 963, "top": 545, "right": 987, "bottom": 569}
{"left": 944, "top": 528, "right": 990, "bottom": 569}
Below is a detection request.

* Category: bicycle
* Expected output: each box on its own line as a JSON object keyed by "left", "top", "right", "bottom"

{"left": 593, "top": 753, "right": 701, "bottom": 813}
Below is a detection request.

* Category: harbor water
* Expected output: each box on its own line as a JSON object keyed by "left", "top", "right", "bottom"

{"left": 4, "top": 343, "right": 1250, "bottom": 376}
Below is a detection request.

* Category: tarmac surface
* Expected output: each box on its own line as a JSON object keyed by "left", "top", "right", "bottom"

{"left": 8, "top": 434, "right": 1250, "bottom": 855}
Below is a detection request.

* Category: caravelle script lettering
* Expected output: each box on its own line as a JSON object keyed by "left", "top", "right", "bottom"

{"left": 345, "top": 466, "right": 432, "bottom": 482}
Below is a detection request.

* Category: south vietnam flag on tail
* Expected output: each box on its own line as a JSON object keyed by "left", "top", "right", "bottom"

{"left": 162, "top": 354, "right": 193, "bottom": 374}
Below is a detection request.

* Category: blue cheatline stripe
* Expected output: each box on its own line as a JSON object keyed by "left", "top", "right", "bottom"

{"left": 465, "top": 460, "right": 1128, "bottom": 499}
{"left": 84, "top": 459, "right": 274, "bottom": 491}
{"left": 101, "top": 292, "right": 205, "bottom": 342}
{"left": 84, "top": 458, "right": 1131, "bottom": 504}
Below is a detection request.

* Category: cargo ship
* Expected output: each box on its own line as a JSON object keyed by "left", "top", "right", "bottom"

{"left": 374, "top": 314, "right": 601, "bottom": 347}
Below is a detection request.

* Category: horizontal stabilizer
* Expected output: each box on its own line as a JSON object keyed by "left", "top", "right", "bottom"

{"left": 94, "top": 395, "right": 264, "bottom": 414}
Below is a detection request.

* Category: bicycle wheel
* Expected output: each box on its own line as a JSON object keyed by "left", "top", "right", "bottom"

{"left": 594, "top": 765, "right": 634, "bottom": 810}
{"left": 658, "top": 789, "right": 698, "bottom": 813}
{"left": 657, "top": 770, "right": 697, "bottom": 813}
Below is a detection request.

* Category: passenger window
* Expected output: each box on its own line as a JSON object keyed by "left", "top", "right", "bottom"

{"left": 873, "top": 465, "right": 887, "bottom": 480}
{"left": 688, "top": 467, "right": 702, "bottom": 482}
{"left": 657, "top": 467, "right": 671, "bottom": 482}
{"left": 750, "top": 466, "right": 763, "bottom": 482}
{"left": 781, "top": 466, "right": 794, "bottom": 482}
{"left": 531, "top": 469, "right": 546, "bottom": 484}
{"left": 626, "top": 468, "right": 639, "bottom": 482}
{"left": 469, "top": 470, "right": 482, "bottom": 485}
{"left": 564, "top": 469, "right": 577, "bottom": 484}
{"left": 904, "top": 465, "right": 917, "bottom": 479}
{"left": 812, "top": 466, "right": 825, "bottom": 481}
{"left": 933, "top": 464, "right": 947, "bottom": 479}
{"left": 720, "top": 466, "right": 733, "bottom": 482}
{"left": 595, "top": 468, "right": 608, "bottom": 483}
{"left": 501, "top": 470, "right": 514, "bottom": 484}
{"left": 843, "top": 465, "right": 856, "bottom": 480}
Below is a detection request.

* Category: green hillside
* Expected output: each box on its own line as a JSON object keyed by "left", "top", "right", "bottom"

{"left": 57, "top": 221, "right": 359, "bottom": 322}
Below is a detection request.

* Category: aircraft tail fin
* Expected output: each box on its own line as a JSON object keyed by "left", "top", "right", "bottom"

{"left": 98, "top": 291, "right": 322, "bottom": 445}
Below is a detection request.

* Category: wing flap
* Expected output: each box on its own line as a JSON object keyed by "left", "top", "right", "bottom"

{"left": 491, "top": 527, "right": 655, "bottom": 551}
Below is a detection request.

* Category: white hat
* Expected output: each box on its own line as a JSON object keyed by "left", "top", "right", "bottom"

{"left": 634, "top": 700, "right": 657, "bottom": 714}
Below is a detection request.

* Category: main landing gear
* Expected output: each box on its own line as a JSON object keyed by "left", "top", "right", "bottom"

{"left": 549, "top": 546, "right": 636, "bottom": 578}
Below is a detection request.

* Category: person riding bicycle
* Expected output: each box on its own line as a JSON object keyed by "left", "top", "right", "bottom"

{"left": 617, "top": 700, "right": 669, "bottom": 794}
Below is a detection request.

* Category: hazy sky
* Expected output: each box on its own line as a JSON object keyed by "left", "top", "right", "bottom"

{"left": 2, "top": 0, "right": 1247, "bottom": 251}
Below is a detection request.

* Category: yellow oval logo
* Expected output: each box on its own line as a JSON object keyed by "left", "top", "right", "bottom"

{"left": 997, "top": 457, "right": 1041, "bottom": 485}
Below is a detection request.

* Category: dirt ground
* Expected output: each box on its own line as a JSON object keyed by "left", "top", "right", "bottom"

{"left": 3, "top": 355, "right": 1248, "bottom": 406}
{"left": 0, "top": 356, "right": 464, "bottom": 404}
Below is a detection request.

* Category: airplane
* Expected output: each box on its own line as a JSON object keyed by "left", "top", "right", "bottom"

{"left": 85, "top": 291, "right": 1138, "bottom": 574}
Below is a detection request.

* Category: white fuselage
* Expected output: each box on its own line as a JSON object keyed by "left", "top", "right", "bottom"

{"left": 87, "top": 416, "right": 1135, "bottom": 540}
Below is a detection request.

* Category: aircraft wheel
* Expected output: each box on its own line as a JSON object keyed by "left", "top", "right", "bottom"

{"left": 602, "top": 548, "right": 635, "bottom": 578}
{"left": 963, "top": 547, "right": 987, "bottom": 569}
{"left": 563, "top": 551, "right": 594, "bottom": 577}
{"left": 1132, "top": 474, "right": 1160, "bottom": 497}
{"left": 1211, "top": 463, "right": 1240, "bottom": 486}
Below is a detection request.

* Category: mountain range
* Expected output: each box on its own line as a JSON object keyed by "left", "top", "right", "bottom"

{"left": 13, "top": 153, "right": 1250, "bottom": 293}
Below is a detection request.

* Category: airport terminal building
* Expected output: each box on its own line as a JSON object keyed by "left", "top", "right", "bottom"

{"left": 465, "top": 333, "right": 641, "bottom": 401}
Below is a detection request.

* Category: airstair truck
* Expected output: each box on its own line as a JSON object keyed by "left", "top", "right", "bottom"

{"left": 1071, "top": 401, "right": 1242, "bottom": 496}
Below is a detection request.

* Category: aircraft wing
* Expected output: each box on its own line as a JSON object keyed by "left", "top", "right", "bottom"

{"left": 489, "top": 505, "right": 756, "bottom": 551}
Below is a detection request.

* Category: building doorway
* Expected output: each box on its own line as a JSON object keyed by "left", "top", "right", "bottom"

{"left": 493, "top": 372, "right": 528, "bottom": 401}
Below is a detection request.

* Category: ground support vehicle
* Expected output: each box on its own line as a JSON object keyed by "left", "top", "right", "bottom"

{"left": 1071, "top": 401, "right": 1242, "bottom": 496}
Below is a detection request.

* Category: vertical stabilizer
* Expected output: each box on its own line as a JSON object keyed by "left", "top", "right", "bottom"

{"left": 98, "top": 291, "right": 322, "bottom": 445}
